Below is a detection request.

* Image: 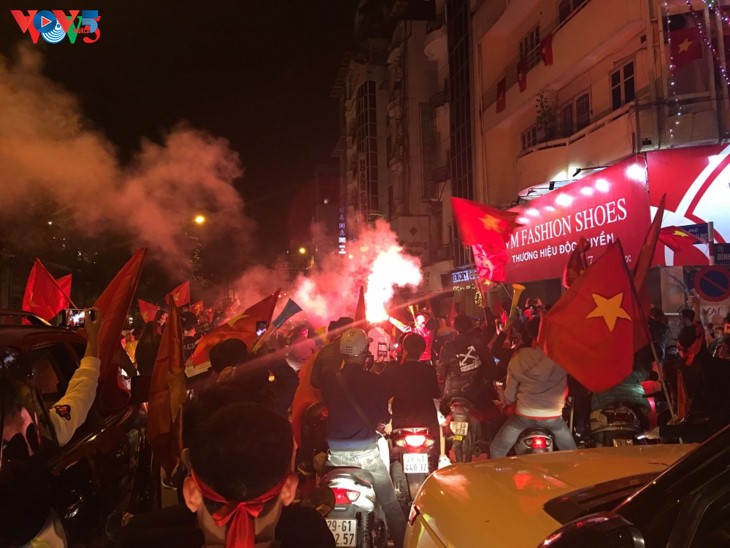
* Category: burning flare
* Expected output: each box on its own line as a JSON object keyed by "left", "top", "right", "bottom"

{"left": 365, "top": 246, "right": 422, "bottom": 323}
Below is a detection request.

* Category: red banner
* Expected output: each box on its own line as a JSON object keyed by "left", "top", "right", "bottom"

{"left": 506, "top": 155, "right": 650, "bottom": 283}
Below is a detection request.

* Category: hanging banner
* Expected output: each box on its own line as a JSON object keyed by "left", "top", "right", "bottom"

{"left": 505, "top": 155, "right": 651, "bottom": 283}
{"left": 648, "top": 144, "right": 729, "bottom": 266}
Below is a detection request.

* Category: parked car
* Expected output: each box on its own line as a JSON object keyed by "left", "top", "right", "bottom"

{"left": 539, "top": 424, "right": 730, "bottom": 547}
{"left": 0, "top": 311, "right": 158, "bottom": 545}
{"left": 404, "top": 441, "right": 697, "bottom": 547}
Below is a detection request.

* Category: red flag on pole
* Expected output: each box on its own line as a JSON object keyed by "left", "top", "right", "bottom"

{"left": 633, "top": 194, "right": 665, "bottom": 294}
{"left": 538, "top": 242, "right": 644, "bottom": 392}
{"left": 93, "top": 249, "right": 146, "bottom": 413}
{"left": 541, "top": 32, "right": 553, "bottom": 65}
{"left": 148, "top": 303, "right": 186, "bottom": 478}
{"left": 562, "top": 237, "right": 591, "bottom": 289}
{"left": 22, "top": 259, "right": 70, "bottom": 321}
{"left": 658, "top": 226, "right": 703, "bottom": 252}
{"left": 496, "top": 77, "right": 507, "bottom": 113}
{"left": 472, "top": 243, "right": 508, "bottom": 282}
{"left": 451, "top": 197, "right": 519, "bottom": 249}
{"left": 186, "top": 290, "right": 280, "bottom": 368}
{"left": 517, "top": 56, "right": 527, "bottom": 92}
{"left": 354, "top": 286, "right": 366, "bottom": 323}
{"left": 56, "top": 274, "right": 72, "bottom": 305}
{"left": 138, "top": 299, "right": 160, "bottom": 323}
{"left": 190, "top": 300, "right": 204, "bottom": 316}
{"left": 165, "top": 281, "right": 191, "bottom": 307}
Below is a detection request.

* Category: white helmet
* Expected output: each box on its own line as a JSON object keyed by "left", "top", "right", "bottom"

{"left": 340, "top": 328, "right": 369, "bottom": 357}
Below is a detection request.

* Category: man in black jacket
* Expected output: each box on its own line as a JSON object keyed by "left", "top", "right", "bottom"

{"left": 319, "top": 328, "right": 406, "bottom": 548}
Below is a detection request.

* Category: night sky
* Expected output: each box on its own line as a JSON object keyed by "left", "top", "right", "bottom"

{"left": 0, "top": 1, "right": 358, "bottom": 264}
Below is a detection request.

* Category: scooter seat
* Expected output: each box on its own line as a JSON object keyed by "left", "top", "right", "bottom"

{"left": 321, "top": 466, "right": 376, "bottom": 488}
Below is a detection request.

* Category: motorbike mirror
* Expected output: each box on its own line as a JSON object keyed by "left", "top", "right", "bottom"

{"left": 538, "top": 512, "right": 644, "bottom": 548}
{"left": 299, "top": 486, "right": 336, "bottom": 517}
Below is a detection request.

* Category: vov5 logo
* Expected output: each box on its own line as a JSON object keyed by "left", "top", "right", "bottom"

{"left": 11, "top": 10, "right": 100, "bottom": 44}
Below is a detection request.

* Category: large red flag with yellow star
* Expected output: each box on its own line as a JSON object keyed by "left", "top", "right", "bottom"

{"left": 538, "top": 242, "right": 644, "bottom": 392}
{"left": 451, "top": 197, "right": 519, "bottom": 249}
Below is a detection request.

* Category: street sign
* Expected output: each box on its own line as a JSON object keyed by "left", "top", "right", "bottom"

{"left": 694, "top": 266, "right": 730, "bottom": 302}
{"left": 715, "top": 243, "right": 730, "bottom": 265}
{"left": 678, "top": 223, "right": 710, "bottom": 242}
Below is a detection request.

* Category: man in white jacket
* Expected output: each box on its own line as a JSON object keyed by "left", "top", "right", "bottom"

{"left": 489, "top": 318, "right": 576, "bottom": 458}
{"left": 1, "top": 308, "right": 103, "bottom": 547}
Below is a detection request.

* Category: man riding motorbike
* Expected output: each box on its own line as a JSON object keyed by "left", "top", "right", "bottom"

{"left": 489, "top": 317, "right": 576, "bottom": 458}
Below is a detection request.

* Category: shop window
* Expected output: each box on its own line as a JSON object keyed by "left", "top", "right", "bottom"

{"left": 519, "top": 26, "right": 541, "bottom": 70}
{"left": 560, "top": 103, "right": 574, "bottom": 138}
{"left": 611, "top": 61, "right": 635, "bottom": 111}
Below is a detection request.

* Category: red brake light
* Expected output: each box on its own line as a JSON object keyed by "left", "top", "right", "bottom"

{"left": 530, "top": 436, "right": 547, "bottom": 449}
{"left": 331, "top": 487, "right": 360, "bottom": 505}
{"left": 404, "top": 434, "right": 427, "bottom": 447}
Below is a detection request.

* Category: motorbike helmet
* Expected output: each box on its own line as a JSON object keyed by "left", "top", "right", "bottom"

{"left": 340, "top": 328, "right": 369, "bottom": 357}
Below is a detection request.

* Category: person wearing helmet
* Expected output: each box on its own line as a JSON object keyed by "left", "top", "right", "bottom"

{"left": 383, "top": 333, "right": 440, "bottom": 440}
{"left": 318, "top": 328, "right": 406, "bottom": 548}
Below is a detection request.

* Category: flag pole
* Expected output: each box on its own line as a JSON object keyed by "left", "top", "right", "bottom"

{"left": 50, "top": 273, "right": 78, "bottom": 309}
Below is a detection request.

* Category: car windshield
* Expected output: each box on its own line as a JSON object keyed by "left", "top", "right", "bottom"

{"left": 615, "top": 426, "right": 730, "bottom": 537}
{"left": 544, "top": 472, "right": 659, "bottom": 524}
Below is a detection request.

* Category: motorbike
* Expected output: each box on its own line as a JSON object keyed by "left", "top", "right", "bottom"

{"left": 589, "top": 401, "right": 644, "bottom": 447}
{"left": 444, "top": 397, "right": 482, "bottom": 462}
{"left": 512, "top": 427, "right": 556, "bottom": 455}
{"left": 319, "top": 466, "right": 387, "bottom": 548}
{"left": 389, "top": 427, "right": 435, "bottom": 511}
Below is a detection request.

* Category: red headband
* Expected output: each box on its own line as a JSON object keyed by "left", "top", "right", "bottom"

{"left": 190, "top": 469, "right": 287, "bottom": 548}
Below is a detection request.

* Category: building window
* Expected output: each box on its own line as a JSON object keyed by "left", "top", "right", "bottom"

{"left": 560, "top": 103, "right": 573, "bottom": 138}
{"left": 611, "top": 61, "right": 635, "bottom": 111}
{"left": 559, "top": 92, "right": 590, "bottom": 137}
{"left": 575, "top": 93, "right": 590, "bottom": 130}
{"left": 519, "top": 26, "right": 541, "bottom": 70}
{"left": 521, "top": 125, "right": 539, "bottom": 150}
{"left": 559, "top": 0, "right": 588, "bottom": 23}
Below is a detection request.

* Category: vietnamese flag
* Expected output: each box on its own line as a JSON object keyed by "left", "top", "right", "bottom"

{"left": 148, "top": 303, "right": 186, "bottom": 478}
{"left": 190, "top": 300, "right": 204, "bottom": 316}
{"left": 562, "top": 237, "right": 591, "bottom": 289}
{"left": 94, "top": 249, "right": 146, "bottom": 413}
{"left": 669, "top": 27, "right": 703, "bottom": 70}
{"left": 186, "top": 290, "right": 280, "bottom": 368}
{"left": 138, "top": 299, "right": 160, "bottom": 323}
{"left": 538, "top": 242, "right": 644, "bottom": 392}
{"left": 22, "top": 259, "right": 70, "bottom": 321}
{"left": 541, "top": 32, "right": 553, "bottom": 65}
{"left": 496, "top": 77, "right": 507, "bottom": 113}
{"left": 56, "top": 274, "right": 72, "bottom": 305}
{"left": 658, "top": 226, "right": 703, "bottom": 252}
{"left": 517, "top": 56, "right": 527, "bottom": 92}
{"left": 165, "top": 281, "right": 191, "bottom": 307}
{"left": 472, "top": 243, "right": 507, "bottom": 282}
{"left": 451, "top": 197, "right": 520, "bottom": 249}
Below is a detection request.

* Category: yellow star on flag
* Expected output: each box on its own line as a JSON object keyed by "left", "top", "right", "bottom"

{"left": 585, "top": 292, "right": 631, "bottom": 332}
{"left": 678, "top": 38, "right": 692, "bottom": 54}
{"left": 672, "top": 229, "right": 689, "bottom": 237}
{"left": 480, "top": 214, "right": 502, "bottom": 232}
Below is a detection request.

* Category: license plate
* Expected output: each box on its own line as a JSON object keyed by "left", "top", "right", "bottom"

{"left": 453, "top": 435, "right": 463, "bottom": 441}
{"left": 613, "top": 438, "right": 634, "bottom": 447}
{"left": 326, "top": 519, "right": 357, "bottom": 547}
{"left": 451, "top": 421, "right": 469, "bottom": 436}
{"left": 403, "top": 452, "right": 429, "bottom": 474}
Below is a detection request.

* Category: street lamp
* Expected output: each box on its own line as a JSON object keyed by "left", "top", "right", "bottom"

{"left": 298, "top": 246, "right": 307, "bottom": 255}
{"left": 194, "top": 214, "right": 206, "bottom": 225}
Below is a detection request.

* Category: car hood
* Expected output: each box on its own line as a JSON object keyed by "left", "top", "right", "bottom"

{"left": 409, "top": 444, "right": 696, "bottom": 547}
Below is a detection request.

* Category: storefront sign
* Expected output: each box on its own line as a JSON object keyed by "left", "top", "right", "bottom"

{"left": 505, "top": 155, "right": 650, "bottom": 283}
{"left": 678, "top": 222, "right": 710, "bottom": 242}
{"left": 451, "top": 267, "right": 478, "bottom": 285}
{"left": 648, "top": 144, "right": 730, "bottom": 266}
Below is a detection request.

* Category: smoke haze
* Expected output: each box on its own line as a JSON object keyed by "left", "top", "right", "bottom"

{"left": 0, "top": 46, "right": 254, "bottom": 273}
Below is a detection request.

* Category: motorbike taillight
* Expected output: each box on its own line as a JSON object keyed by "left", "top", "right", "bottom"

{"left": 404, "top": 434, "right": 427, "bottom": 448}
{"left": 331, "top": 487, "right": 360, "bottom": 505}
{"left": 529, "top": 436, "right": 548, "bottom": 450}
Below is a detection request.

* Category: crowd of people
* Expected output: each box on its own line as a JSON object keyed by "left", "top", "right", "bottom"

{"left": 3, "top": 289, "right": 730, "bottom": 547}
